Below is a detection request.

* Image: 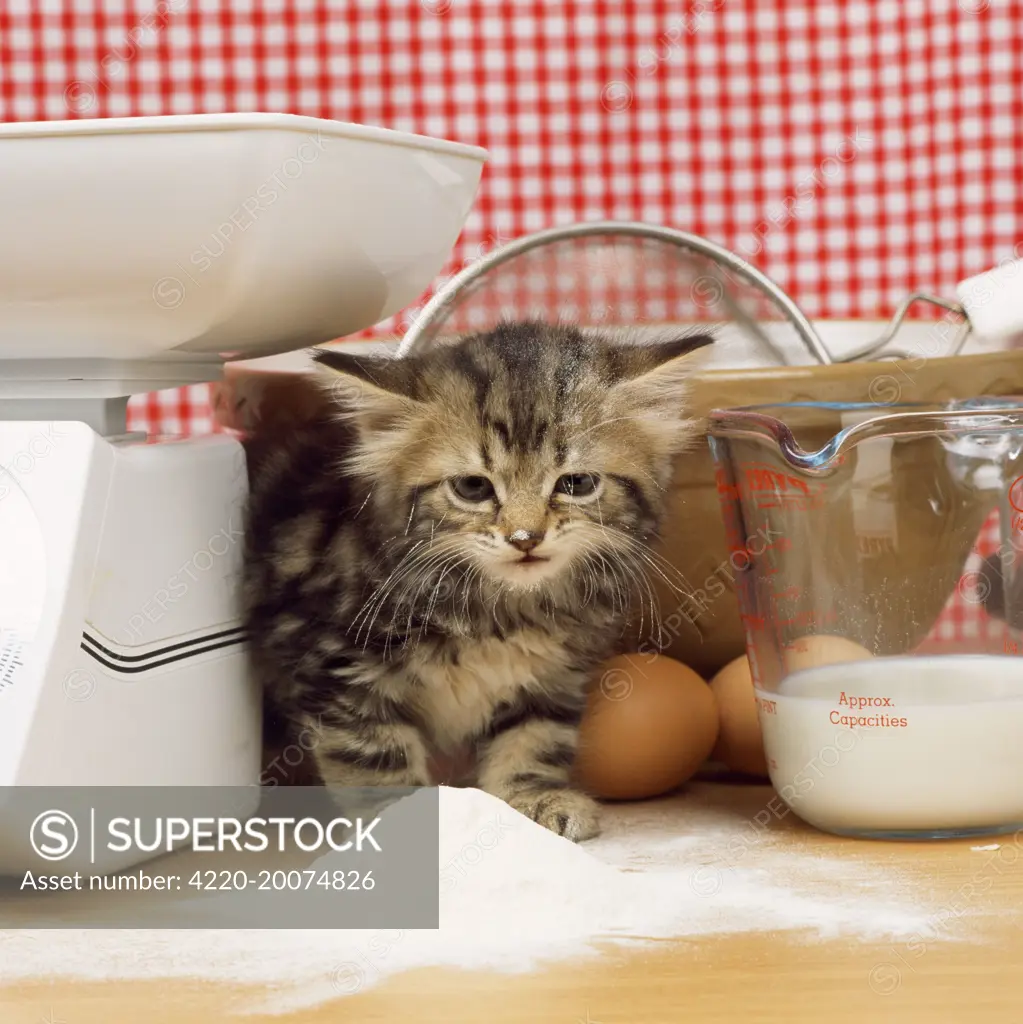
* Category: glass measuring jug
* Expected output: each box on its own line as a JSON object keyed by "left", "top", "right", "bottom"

{"left": 707, "top": 401, "right": 1023, "bottom": 839}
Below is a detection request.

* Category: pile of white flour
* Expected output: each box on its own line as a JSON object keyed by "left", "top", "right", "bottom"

{"left": 0, "top": 786, "right": 970, "bottom": 1012}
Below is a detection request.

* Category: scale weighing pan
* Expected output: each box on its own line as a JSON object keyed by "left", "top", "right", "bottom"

{"left": 0, "top": 112, "right": 485, "bottom": 367}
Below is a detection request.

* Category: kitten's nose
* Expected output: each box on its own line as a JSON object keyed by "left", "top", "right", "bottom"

{"left": 507, "top": 529, "right": 544, "bottom": 553}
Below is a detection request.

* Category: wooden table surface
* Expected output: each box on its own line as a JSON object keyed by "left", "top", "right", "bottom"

{"left": 3, "top": 780, "right": 1022, "bottom": 1023}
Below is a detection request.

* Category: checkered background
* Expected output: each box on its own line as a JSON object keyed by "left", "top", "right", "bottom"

{"left": 1, "top": 0, "right": 1020, "bottom": 645}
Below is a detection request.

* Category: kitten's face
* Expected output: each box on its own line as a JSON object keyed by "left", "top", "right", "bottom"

{"left": 316, "top": 323, "right": 711, "bottom": 595}
{"left": 410, "top": 424, "right": 644, "bottom": 589}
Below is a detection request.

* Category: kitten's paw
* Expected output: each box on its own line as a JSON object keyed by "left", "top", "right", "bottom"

{"left": 506, "top": 788, "right": 600, "bottom": 842}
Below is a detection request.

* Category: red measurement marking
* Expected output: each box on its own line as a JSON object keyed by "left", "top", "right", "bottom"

{"left": 1013, "top": 512, "right": 1023, "bottom": 534}
{"left": 1009, "top": 474, "right": 1023, "bottom": 514}
{"left": 716, "top": 482, "right": 742, "bottom": 502}
{"left": 771, "top": 585, "right": 802, "bottom": 602}
{"left": 756, "top": 696, "right": 777, "bottom": 715}
{"left": 741, "top": 463, "right": 811, "bottom": 495}
{"left": 735, "top": 462, "right": 827, "bottom": 512}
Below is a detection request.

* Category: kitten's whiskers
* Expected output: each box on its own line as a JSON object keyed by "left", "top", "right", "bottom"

{"left": 349, "top": 538, "right": 462, "bottom": 647}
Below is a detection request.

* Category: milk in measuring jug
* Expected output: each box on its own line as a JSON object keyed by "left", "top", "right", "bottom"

{"left": 757, "top": 656, "right": 1023, "bottom": 836}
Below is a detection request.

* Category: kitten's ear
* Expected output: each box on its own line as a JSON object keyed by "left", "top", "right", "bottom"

{"left": 311, "top": 348, "right": 422, "bottom": 432}
{"left": 609, "top": 333, "right": 714, "bottom": 448}
{"left": 611, "top": 333, "right": 713, "bottom": 400}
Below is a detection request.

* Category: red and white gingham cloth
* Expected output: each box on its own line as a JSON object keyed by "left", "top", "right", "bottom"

{"left": 1, "top": 0, "right": 1020, "bottom": 644}
{"left": 934, "top": 512, "right": 1004, "bottom": 646}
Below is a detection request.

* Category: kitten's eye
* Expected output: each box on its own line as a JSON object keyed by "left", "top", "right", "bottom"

{"left": 554, "top": 473, "right": 601, "bottom": 499}
{"left": 450, "top": 475, "right": 496, "bottom": 503}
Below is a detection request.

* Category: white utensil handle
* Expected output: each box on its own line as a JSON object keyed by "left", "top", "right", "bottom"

{"left": 956, "top": 255, "right": 1023, "bottom": 343}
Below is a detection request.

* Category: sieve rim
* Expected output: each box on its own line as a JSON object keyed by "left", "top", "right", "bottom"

{"left": 394, "top": 219, "right": 833, "bottom": 365}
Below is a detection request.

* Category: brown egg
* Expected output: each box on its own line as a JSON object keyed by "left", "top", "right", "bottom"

{"left": 709, "top": 655, "right": 769, "bottom": 778}
{"left": 574, "top": 653, "right": 719, "bottom": 801}
{"left": 784, "top": 634, "right": 874, "bottom": 673}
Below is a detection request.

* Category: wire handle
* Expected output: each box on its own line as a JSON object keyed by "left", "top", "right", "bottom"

{"left": 834, "top": 293, "right": 970, "bottom": 363}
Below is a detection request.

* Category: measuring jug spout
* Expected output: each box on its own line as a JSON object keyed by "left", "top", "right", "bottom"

{"left": 707, "top": 404, "right": 890, "bottom": 475}
{"left": 707, "top": 397, "right": 1023, "bottom": 667}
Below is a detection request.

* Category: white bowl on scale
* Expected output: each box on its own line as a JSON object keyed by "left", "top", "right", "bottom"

{"left": 0, "top": 115, "right": 485, "bottom": 861}
{"left": 0, "top": 112, "right": 487, "bottom": 396}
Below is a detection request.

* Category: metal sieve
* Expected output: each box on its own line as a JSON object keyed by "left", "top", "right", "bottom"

{"left": 395, "top": 221, "right": 970, "bottom": 367}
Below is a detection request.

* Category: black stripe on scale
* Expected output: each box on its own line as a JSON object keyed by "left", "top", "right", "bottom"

{"left": 81, "top": 626, "right": 246, "bottom": 664}
{"left": 608, "top": 473, "right": 655, "bottom": 524}
{"left": 81, "top": 633, "right": 246, "bottom": 674}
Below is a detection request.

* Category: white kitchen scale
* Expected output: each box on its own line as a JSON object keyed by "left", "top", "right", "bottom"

{"left": 0, "top": 112, "right": 486, "bottom": 790}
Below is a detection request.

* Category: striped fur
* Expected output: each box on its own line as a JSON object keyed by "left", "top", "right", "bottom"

{"left": 241, "top": 321, "right": 711, "bottom": 841}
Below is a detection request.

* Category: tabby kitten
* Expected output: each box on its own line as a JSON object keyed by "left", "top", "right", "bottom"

{"left": 241, "top": 321, "right": 712, "bottom": 841}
